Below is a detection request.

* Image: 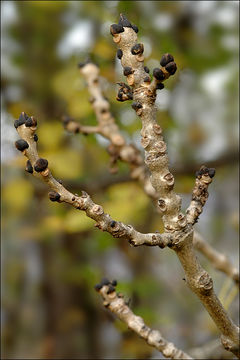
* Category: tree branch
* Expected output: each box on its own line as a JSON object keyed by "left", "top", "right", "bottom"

{"left": 193, "top": 232, "right": 239, "bottom": 288}
{"left": 14, "top": 112, "right": 172, "bottom": 248}
{"left": 111, "top": 14, "right": 239, "bottom": 357}
{"left": 95, "top": 278, "right": 192, "bottom": 360}
{"left": 65, "top": 61, "right": 158, "bottom": 199}
{"left": 186, "top": 165, "right": 215, "bottom": 225}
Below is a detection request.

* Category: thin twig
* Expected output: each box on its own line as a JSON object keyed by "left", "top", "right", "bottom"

{"left": 14, "top": 112, "right": 172, "bottom": 248}
{"left": 194, "top": 232, "right": 239, "bottom": 288}
{"left": 95, "top": 278, "right": 192, "bottom": 360}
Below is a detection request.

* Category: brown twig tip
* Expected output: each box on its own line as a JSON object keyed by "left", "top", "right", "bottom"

{"left": 119, "top": 13, "right": 132, "bottom": 28}
{"left": 153, "top": 68, "right": 165, "bottom": 81}
{"left": 15, "top": 139, "right": 29, "bottom": 152}
{"left": 94, "top": 278, "right": 118, "bottom": 293}
{"left": 195, "top": 166, "right": 216, "bottom": 179}
{"left": 25, "top": 160, "right": 33, "bottom": 174}
{"left": 48, "top": 191, "right": 61, "bottom": 202}
{"left": 34, "top": 158, "right": 48, "bottom": 172}
{"left": 160, "top": 53, "right": 174, "bottom": 67}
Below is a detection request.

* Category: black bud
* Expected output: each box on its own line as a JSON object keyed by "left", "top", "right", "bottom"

{"left": 25, "top": 116, "right": 37, "bottom": 127}
{"left": 117, "top": 49, "right": 123, "bottom": 59}
{"left": 195, "top": 170, "right": 201, "bottom": 178}
{"left": 118, "top": 14, "right": 132, "bottom": 28}
{"left": 34, "top": 158, "right": 48, "bottom": 172}
{"left": 208, "top": 168, "right": 216, "bottom": 178}
{"left": 156, "top": 82, "right": 164, "bottom": 90}
{"left": 48, "top": 191, "right": 61, "bottom": 202}
{"left": 25, "top": 160, "right": 33, "bottom": 174}
{"left": 131, "top": 24, "right": 138, "bottom": 33}
{"left": 131, "top": 102, "right": 142, "bottom": 111}
{"left": 14, "top": 119, "right": 23, "bottom": 128}
{"left": 101, "top": 278, "right": 110, "bottom": 286}
{"left": 110, "top": 220, "right": 116, "bottom": 228}
{"left": 153, "top": 68, "right": 165, "bottom": 81}
{"left": 94, "top": 283, "right": 102, "bottom": 291}
{"left": 14, "top": 112, "right": 28, "bottom": 128}
{"left": 144, "top": 76, "right": 151, "bottom": 83}
{"left": 160, "top": 53, "right": 174, "bottom": 67}
{"left": 165, "top": 61, "right": 177, "bottom": 75}
{"left": 144, "top": 66, "right": 150, "bottom": 73}
{"left": 15, "top": 139, "right": 29, "bottom": 152}
{"left": 131, "top": 43, "right": 144, "bottom": 55}
{"left": 111, "top": 279, "right": 117, "bottom": 286}
{"left": 33, "top": 134, "right": 38, "bottom": 142}
{"left": 107, "top": 285, "right": 115, "bottom": 294}
{"left": 19, "top": 112, "right": 28, "bottom": 123}
{"left": 123, "top": 66, "right": 133, "bottom": 76}
{"left": 110, "top": 23, "right": 124, "bottom": 35}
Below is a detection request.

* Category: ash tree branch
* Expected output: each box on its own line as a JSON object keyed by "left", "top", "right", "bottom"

{"left": 110, "top": 14, "right": 239, "bottom": 357}
{"left": 194, "top": 232, "right": 240, "bottom": 288}
{"left": 186, "top": 166, "right": 215, "bottom": 225}
{"left": 67, "top": 61, "right": 238, "bottom": 287}
{"left": 95, "top": 278, "right": 192, "bottom": 360}
{"left": 14, "top": 112, "right": 171, "bottom": 248}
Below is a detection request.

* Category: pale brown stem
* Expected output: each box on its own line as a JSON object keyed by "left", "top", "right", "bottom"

{"left": 194, "top": 232, "right": 239, "bottom": 288}
{"left": 96, "top": 281, "right": 192, "bottom": 359}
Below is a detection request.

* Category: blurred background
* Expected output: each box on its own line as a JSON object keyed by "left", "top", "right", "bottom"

{"left": 1, "top": 1, "right": 239, "bottom": 359}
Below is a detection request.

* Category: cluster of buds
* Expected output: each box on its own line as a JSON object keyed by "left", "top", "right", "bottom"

{"left": 116, "top": 82, "right": 133, "bottom": 102}
{"left": 110, "top": 13, "right": 138, "bottom": 37}
{"left": 153, "top": 53, "right": 177, "bottom": 90}
{"left": 94, "top": 278, "right": 118, "bottom": 294}
{"left": 195, "top": 165, "right": 215, "bottom": 179}
{"left": 14, "top": 111, "right": 37, "bottom": 130}
{"left": 15, "top": 112, "right": 49, "bottom": 177}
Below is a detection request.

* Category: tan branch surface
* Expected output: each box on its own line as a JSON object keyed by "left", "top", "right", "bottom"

{"left": 111, "top": 14, "right": 239, "bottom": 357}
{"left": 194, "top": 232, "right": 240, "bottom": 288}
{"left": 14, "top": 112, "right": 172, "bottom": 248}
{"left": 95, "top": 279, "right": 192, "bottom": 360}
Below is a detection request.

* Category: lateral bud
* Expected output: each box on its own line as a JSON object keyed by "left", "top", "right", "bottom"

{"left": 15, "top": 139, "right": 29, "bottom": 152}
{"left": 48, "top": 191, "right": 61, "bottom": 202}
{"left": 34, "top": 158, "right": 48, "bottom": 172}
